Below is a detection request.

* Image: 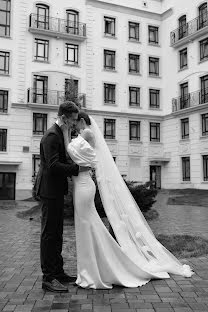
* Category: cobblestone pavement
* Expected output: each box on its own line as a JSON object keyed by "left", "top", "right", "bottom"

{"left": 0, "top": 196, "right": 208, "bottom": 312}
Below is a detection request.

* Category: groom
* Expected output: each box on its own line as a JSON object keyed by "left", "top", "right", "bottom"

{"left": 35, "top": 101, "right": 80, "bottom": 292}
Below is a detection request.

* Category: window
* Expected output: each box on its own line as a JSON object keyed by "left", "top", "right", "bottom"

{"left": 36, "top": 3, "right": 49, "bottom": 30}
{"left": 181, "top": 118, "right": 189, "bottom": 139}
{"left": 32, "top": 154, "right": 40, "bottom": 179}
{"left": 129, "top": 87, "right": 140, "bottom": 107}
{"left": 34, "top": 38, "right": 49, "bottom": 62}
{"left": 198, "top": 3, "right": 207, "bottom": 30}
{"left": 33, "top": 113, "right": 47, "bottom": 135}
{"left": 104, "top": 83, "right": 115, "bottom": 104}
{"left": 203, "top": 155, "right": 208, "bottom": 181}
{"left": 200, "top": 38, "right": 208, "bottom": 61}
{"left": 66, "top": 10, "right": 79, "bottom": 35}
{"left": 182, "top": 157, "right": 190, "bottom": 181}
{"left": 150, "top": 122, "right": 160, "bottom": 142}
{"left": 0, "top": 90, "right": 8, "bottom": 113}
{"left": 0, "top": 0, "right": 11, "bottom": 36}
{"left": 179, "top": 48, "right": 187, "bottom": 69}
{"left": 0, "top": 129, "right": 7, "bottom": 151}
{"left": 104, "top": 50, "right": 115, "bottom": 70}
{"left": 129, "top": 121, "right": 140, "bottom": 141}
{"left": 149, "top": 57, "right": 159, "bottom": 76}
{"left": 180, "top": 82, "right": 189, "bottom": 109}
{"left": 149, "top": 89, "right": 160, "bottom": 109}
{"left": 202, "top": 113, "right": 208, "bottom": 136}
{"left": 129, "top": 22, "right": 139, "bottom": 41}
{"left": 104, "top": 119, "right": 115, "bottom": 139}
{"left": 65, "top": 78, "right": 78, "bottom": 96}
{"left": 113, "top": 156, "right": 116, "bottom": 162}
{"left": 33, "top": 75, "right": 48, "bottom": 104}
{"left": 104, "top": 16, "right": 115, "bottom": 36}
{"left": 148, "top": 26, "right": 159, "bottom": 44}
{"left": 129, "top": 54, "right": 140, "bottom": 73}
{"left": 200, "top": 75, "right": 208, "bottom": 104}
{"left": 178, "top": 15, "right": 187, "bottom": 39}
{"left": 0, "top": 51, "right": 9, "bottom": 74}
{"left": 65, "top": 43, "right": 78, "bottom": 65}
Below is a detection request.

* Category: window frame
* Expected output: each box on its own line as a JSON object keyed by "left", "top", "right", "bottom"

{"left": 149, "top": 57, "right": 159, "bottom": 76}
{"left": 104, "top": 16, "right": 115, "bottom": 37}
{"left": 203, "top": 155, "right": 208, "bottom": 181}
{"left": 181, "top": 118, "right": 189, "bottom": 139}
{"left": 179, "top": 47, "right": 187, "bottom": 69}
{"left": 129, "top": 86, "right": 140, "bottom": 107}
{"left": 104, "top": 49, "right": 115, "bottom": 70}
{"left": 150, "top": 122, "right": 160, "bottom": 142}
{"left": 182, "top": 156, "right": 190, "bottom": 181}
{"left": 0, "top": 0, "right": 11, "bottom": 37}
{"left": 0, "top": 89, "right": 8, "bottom": 113}
{"left": 36, "top": 3, "right": 49, "bottom": 30}
{"left": 202, "top": 113, "right": 208, "bottom": 136}
{"left": 128, "top": 21, "right": 140, "bottom": 41}
{"left": 33, "top": 113, "right": 47, "bottom": 135}
{"left": 148, "top": 25, "right": 159, "bottom": 44}
{"left": 65, "top": 43, "right": 79, "bottom": 65}
{"left": 32, "top": 154, "right": 41, "bottom": 179}
{"left": 129, "top": 53, "right": 140, "bottom": 73}
{"left": 104, "top": 83, "right": 116, "bottom": 104}
{"left": 104, "top": 118, "right": 116, "bottom": 139}
{"left": 149, "top": 89, "right": 160, "bottom": 109}
{"left": 34, "top": 38, "right": 49, "bottom": 62}
{"left": 200, "top": 37, "right": 208, "bottom": 61}
{"left": 0, "top": 50, "right": 10, "bottom": 75}
{"left": 66, "top": 9, "right": 79, "bottom": 35}
{"left": 129, "top": 121, "right": 140, "bottom": 141}
{"left": 0, "top": 128, "right": 7, "bottom": 151}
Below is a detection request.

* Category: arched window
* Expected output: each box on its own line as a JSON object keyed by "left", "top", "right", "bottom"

{"left": 198, "top": 3, "right": 207, "bottom": 29}
{"left": 36, "top": 3, "right": 49, "bottom": 30}
{"left": 66, "top": 9, "right": 79, "bottom": 35}
{"left": 178, "top": 15, "right": 187, "bottom": 39}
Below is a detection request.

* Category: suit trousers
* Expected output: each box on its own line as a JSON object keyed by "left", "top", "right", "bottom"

{"left": 40, "top": 196, "right": 65, "bottom": 281}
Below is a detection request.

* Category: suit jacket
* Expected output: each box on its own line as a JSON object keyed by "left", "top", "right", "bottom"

{"left": 35, "top": 123, "right": 79, "bottom": 199}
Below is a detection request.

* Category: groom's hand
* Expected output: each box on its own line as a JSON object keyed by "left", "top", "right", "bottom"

{"left": 79, "top": 166, "right": 91, "bottom": 172}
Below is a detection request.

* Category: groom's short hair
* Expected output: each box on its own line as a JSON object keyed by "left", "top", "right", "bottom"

{"left": 58, "top": 101, "right": 79, "bottom": 117}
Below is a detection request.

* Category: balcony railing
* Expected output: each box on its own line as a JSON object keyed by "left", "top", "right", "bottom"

{"left": 170, "top": 11, "right": 208, "bottom": 46}
{"left": 172, "top": 87, "right": 208, "bottom": 112}
{"left": 29, "top": 14, "right": 86, "bottom": 38}
{"left": 27, "top": 88, "right": 86, "bottom": 108}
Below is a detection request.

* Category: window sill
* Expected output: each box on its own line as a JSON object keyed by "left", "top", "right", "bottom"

{"left": 103, "top": 34, "right": 117, "bottom": 39}
{"left": 0, "top": 112, "right": 8, "bottom": 115}
{"left": 105, "top": 139, "right": 117, "bottom": 143}
{"left": 129, "top": 140, "right": 142, "bottom": 144}
{"left": 199, "top": 57, "right": 208, "bottom": 64}
{"left": 129, "top": 105, "right": 141, "bottom": 108}
{"left": 64, "top": 63, "right": 80, "bottom": 68}
{"left": 149, "top": 141, "right": 162, "bottom": 144}
{"left": 128, "top": 39, "right": 141, "bottom": 44}
{"left": 103, "top": 68, "right": 117, "bottom": 73}
{"left": 33, "top": 59, "right": 50, "bottom": 64}
{"left": 104, "top": 103, "right": 117, "bottom": 106}
{"left": 201, "top": 181, "right": 208, "bottom": 184}
{"left": 149, "top": 107, "right": 161, "bottom": 110}
{"left": 178, "top": 66, "right": 188, "bottom": 72}
{"left": 179, "top": 138, "right": 190, "bottom": 142}
{"left": 148, "top": 43, "right": 160, "bottom": 47}
{"left": 128, "top": 72, "right": 141, "bottom": 76}
{"left": 33, "top": 134, "right": 44, "bottom": 137}
{"left": 0, "top": 35, "right": 11, "bottom": 39}
{"left": 0, "top": 73, "right": 10, "bottom": 77}
{"left": 200, "top": 135, "right": 208, "bottom": 139}
{"left": 149, "top": 74, "right": 161, "bottom": 78}
{"left": 181, "top": 181, "right": 191, "bottom": 184}
{"left": 0, "top": 151, "right": 8, "bottom": 154}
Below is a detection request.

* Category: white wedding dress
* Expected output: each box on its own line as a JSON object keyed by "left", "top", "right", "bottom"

{"left": 66, "top": 118, "right": 194, "bottom": 289}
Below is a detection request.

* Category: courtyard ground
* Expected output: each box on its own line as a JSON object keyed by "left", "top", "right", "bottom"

{"left": 0, "top": 190, "right": 208, "bottom": 312}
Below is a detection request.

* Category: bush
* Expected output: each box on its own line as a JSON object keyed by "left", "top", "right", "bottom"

{"left": 64, "top": 174, "right": 158, "bottom": 219}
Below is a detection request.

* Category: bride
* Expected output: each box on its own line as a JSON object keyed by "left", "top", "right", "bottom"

{"left": 62, "top": 111, "right": 194, "bottom": 289}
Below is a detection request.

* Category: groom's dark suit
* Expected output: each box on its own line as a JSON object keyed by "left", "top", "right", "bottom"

{"left": 36, "top": 123, "right": 79, "bottom": 282}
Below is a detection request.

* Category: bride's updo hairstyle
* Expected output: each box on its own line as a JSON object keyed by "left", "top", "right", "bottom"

{"left": 77, "top": 111, "right": 91, "bottom": 125}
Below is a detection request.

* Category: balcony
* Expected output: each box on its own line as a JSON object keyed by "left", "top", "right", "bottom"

{"left": 27, "top": 88, "right": 86, "bottom": 108}
{"left": 29, "top": 14, "right": 86, "bottom": 41}
{"left": 170, "top": 12, "right": 208, "bottom": 48}
{"left": 172, "top": 88, "right": 208, "bottom": 112}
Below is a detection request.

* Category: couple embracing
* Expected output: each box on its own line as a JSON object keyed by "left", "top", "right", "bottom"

{"left": 35, "top": 101, "right": 194, "bottom": 293}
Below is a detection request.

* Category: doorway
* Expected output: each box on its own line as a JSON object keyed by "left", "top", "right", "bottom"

{"left": 0, "top": 172, "right": 16, "bottom": 200}
{"left": 150, "top": 165, "right": 161, "bottom": 189}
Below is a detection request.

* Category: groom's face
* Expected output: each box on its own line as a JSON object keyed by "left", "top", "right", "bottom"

{"left": 63, "top": 112, "right": 78, "bottom": 129}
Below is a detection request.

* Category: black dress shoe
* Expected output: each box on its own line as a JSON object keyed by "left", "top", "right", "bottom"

{"left": 55, "top": 273, "right": 77, "bottom": 283}
{"left": 42, "top": 279, "right": 68, "bottom": 292}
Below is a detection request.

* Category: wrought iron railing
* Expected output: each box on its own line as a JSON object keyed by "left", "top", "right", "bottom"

{"left": 172, "top": 87, "right": 208, "bottom": 112}
{"left": 29, "top": 13, "right": 86, "bottom": 37}
{"left": 27, "top": 88, "right": 86, "bottom": 107}
{"left": 170, "top": 11, "right": 208, "bottom": 46}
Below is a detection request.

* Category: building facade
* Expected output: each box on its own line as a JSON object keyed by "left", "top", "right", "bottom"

{"left": 0, "top": 0, "right": 208, "bottom": 199}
